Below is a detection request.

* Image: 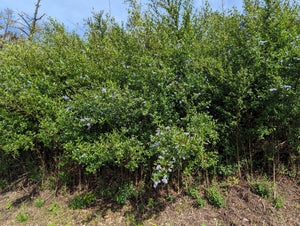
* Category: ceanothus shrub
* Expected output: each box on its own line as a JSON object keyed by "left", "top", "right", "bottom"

{"left": 150, "top": 113, "right": 218, "bottom": 188}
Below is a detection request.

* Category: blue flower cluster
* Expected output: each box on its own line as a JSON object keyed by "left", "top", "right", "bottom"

{"left": 150, "top": 125, "right": 194, "bottom": 188}
{"left": 62, "top": 95, "right": 71, "bottom": 101}
{"left": 153, "top": 168, "right": 169, "bottom": 188}
{"left": 80, "top": 117, "right": 92, "bottom": 130}
{"left": 151, "top": 141, "right": 160, "bottom": 148}
{"left": 259, "top": 40, "right": 267, "bottom": 45}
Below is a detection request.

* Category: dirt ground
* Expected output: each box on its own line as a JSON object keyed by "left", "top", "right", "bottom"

{"left": 0, "top": 175, "right": 299, "bottom": 225}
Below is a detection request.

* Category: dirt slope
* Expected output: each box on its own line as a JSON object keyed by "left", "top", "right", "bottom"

{"left": 0, "top": 175, "right": 299, "bottom": 225}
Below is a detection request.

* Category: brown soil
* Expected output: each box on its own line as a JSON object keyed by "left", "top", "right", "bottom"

{"left": 0, "top": 175, "right": 299, "bottom": 225}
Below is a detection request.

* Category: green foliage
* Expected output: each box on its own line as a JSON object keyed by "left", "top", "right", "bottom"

{"left": 70, "top": 196, "right": 85, "bottom": 209}
{"left": 206, "top": 185, "right": 226, "bottom": 208}
{"left": 151, "top": 113, "right": 218, "bottom": 188}
{"left": 147, "top": 197, "right": 160, "bottom": 208}
{"left": 38, "top": 183, "right": 45, "bottom": 191}
{"left": 69, "top": 192, "right": 96, "bottom": 209}
{"left": 58, "top": 171, "right": 72, "bottom": 186}
{"left": 0, "top": 179, "right": 8, "bottom": 191}
{"left": 250, "top": 177, "right": 272, "bottom": 199}
{"left": 47, "top": 176, "right": 57, "bottom": 190}
{"left": 196, "top": 195, "right": 206, "bottom": 208}
{"left": 273, "top": 194, "right": 285, "bottom": 210}
{"left": 166, "top": 193, "right": 174, "bottom": 202}
{"left": 48, "top": 201, "right": 58, "bottom": 212}
{"left": 220, "top": 176, "right": 239, "bottom": 189}
{"left": 6, "top": 203, "right": 12, "bottom": 210}
{"left": 126, "top": 212, "right": 139, "bottom": 226}
{"left": 28, "top": 169, "right": 42, "bottom": 183}
{"left": 112, "top": 184, "right": 134, "bottom": 205}
{"left": 99, "top": 182, "right": 140, "bottom": 205}
{"left": 186, "top": 187, "right": 198, "bottom": 199}
{"left": 186, "top": 187, "right": 206, "bottom": 208}
{"left": 147, "top": 198, "right": 154, "bottom": 208}
{"left": 250, "top": 177, "right": 285, "bottom": 208}
{"left": 16, "top": 212, "right": 28, "bottom": 222}
{"left": 34, "top": 198, "right": 45, "bottom": 208}
{"left": 0, "top": 0, "right": 298, "bottom": 193}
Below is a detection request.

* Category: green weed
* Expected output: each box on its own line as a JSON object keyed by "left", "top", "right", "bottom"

{"left": 6, "top": 203, "right": 12, "bottom": 210}
{"left": 34, "top": 198, "right": 45, "bottom": 208}
{"left": 273, "top": 194, "right": 285, "bottom": 210}
{"left": 166, "top": 193, "right": 174, "bottom": 202}
{"left": 38, "top": 183, "right": 46, "bottom": 191}
{"left": 48, "top": 201, "right": 58, "bottom": 212}
{"left": 147, "top": 198, "right": 154, "bottom": 208}
{"left": 16, "top": 212, "right": 28, "bottom": 223}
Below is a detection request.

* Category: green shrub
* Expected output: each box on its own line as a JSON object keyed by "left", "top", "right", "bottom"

{"left": 113, "top": 183, "right": 138, "bottom": 205}
{"left": 186, "top": 187, "right": 206, "bottom": 208}
{"left": 250, "top": 177, "right": 272, "bottom": 199}
{"left": 186, "top": 188, "right": 199, "bottom": 199}
{"left": 98, "top": 181, "right": 141, "bottom": 205}
{"left": 0, "top": 0, "right": 298, "bottom": 195}
{"left": 196, "top": 195, "right": 206, "bottom": 208}
{"left": 206, "top": 186, "right": 226, "bottom": 208}
{"left": 70, "top": 196, "right": 86, "bottom": 209}
{"left": 70, "top": 192, "right": 96, "bottom": 209}
{"left": 151, "top": 114, "right": 218, "bottom": 189}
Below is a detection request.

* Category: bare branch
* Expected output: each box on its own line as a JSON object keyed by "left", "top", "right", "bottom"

{"left": 36, "top": 13, "right": 46, "bottom": 21}
{"left": 16, "top": 0, "right": 46, "bottom": 38}
{"left": 18, "top": 12, "right": 32, "bottom": 28}
{"left": 16, "top": 26, "right": 30, "bottom": 37}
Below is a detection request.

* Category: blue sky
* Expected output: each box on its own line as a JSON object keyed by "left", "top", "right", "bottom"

{"left": 1, "top": 0, "right": 243, "bottom": 33}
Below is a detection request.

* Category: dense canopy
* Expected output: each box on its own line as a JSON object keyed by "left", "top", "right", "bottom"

{"left": 0, "top": 0, "right": 299, "bottom": 196}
